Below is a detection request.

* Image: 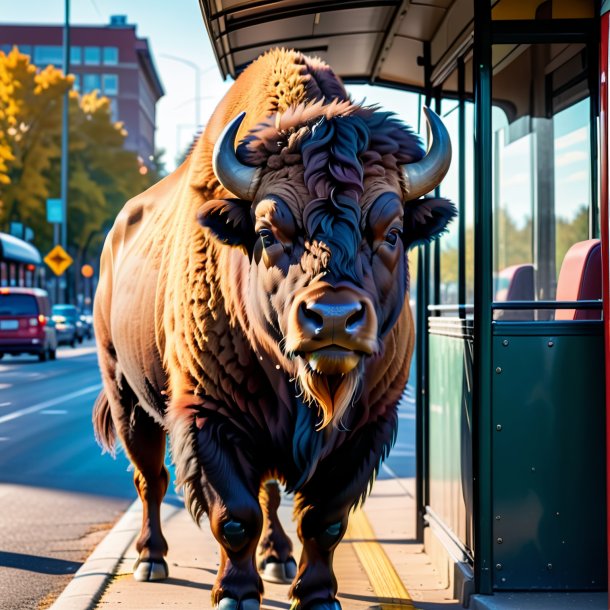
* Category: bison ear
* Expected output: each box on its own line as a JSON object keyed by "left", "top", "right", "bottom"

{"left": 197, "top": 198, "right": 255, "bottom": 252}
{"left": 403, "top": 197, "right": 457, "bottom": 249}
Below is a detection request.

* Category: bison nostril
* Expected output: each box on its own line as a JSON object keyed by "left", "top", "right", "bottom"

{"left": 300, "top": 302, "right": 324, "bottom": 333}
{"left": 345, "top": 303, "right": 365, "bottom": 331}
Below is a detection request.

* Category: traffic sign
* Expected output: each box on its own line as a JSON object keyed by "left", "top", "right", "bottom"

{"left": 44, "top": 245, "right": 73, "bottom": 276}
{"left": 46, "top": 198, "right": 63, "bottom": 223}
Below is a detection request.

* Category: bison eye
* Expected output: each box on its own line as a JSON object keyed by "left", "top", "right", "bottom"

{"left": 385, "top": 228, "right": 402, "bottom": 246}
{"left": 258, "top": 228, "right": 276, "bottom": 249}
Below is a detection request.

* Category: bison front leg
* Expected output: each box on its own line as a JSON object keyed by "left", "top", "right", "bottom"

{"left": 289, "top": 419, "right": 396, "bottom": 610}
{"left": 190, "top": 416, "right": 265, "bottom": 609}
{"left": 257, "top": 480, "right": 297, "bottom": 584}
{"left": 289, "top": 498, "right": 347, "bottom": 610}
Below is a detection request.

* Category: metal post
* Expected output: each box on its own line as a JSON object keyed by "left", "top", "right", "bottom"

{"left": 473, "top": 0, "right": 493, "bottom": 595}
{"left": 60, "top": 0, "right": 70, "bottom": 301}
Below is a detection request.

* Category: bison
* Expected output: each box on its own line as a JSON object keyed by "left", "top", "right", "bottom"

{"left": 93, "top": 49, "right": 454, "bottom": 609}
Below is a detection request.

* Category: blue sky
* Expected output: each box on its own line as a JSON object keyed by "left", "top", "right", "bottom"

{"left": 0, "top": 0, "right": 421, "bottom": 171}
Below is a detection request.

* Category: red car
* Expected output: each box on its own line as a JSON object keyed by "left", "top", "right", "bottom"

{"left": 0, "top": 288, "right": 58, "bottom": 361}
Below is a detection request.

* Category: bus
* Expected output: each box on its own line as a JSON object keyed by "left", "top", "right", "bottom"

{"left": 199, "top": 1, "right": 609, "bottom": 608}
{"left": 0, "top": 231, "right": 44, "bottom": 288}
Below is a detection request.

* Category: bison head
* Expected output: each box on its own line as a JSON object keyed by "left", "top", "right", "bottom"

{"left": 200, "top": 103, "right": 455, "bottom": 429}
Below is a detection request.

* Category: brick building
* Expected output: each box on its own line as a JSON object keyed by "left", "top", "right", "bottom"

{"left": 0, "top": 15, "right": 164, "bottom": 164}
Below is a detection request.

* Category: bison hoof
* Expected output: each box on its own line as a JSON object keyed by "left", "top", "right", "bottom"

{"left": 260, "top": 557, "right": 297, "bottom": 584}
{"left": 133, "top": 557, "right": 169, "bottom": 582}
{"left": 217, "top": 598, "right": 260, "bottom": 610}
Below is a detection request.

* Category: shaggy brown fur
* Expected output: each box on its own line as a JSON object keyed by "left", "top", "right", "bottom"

{"left": 93, "top": 49, "right": 454, "bottom": 609}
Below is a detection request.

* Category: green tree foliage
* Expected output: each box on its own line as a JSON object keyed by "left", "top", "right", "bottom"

{"left": 0, "top": 48, "right": 163, "bottom": 256}
{"left": 439, "top": 205, "right": 590, "bottom": 302}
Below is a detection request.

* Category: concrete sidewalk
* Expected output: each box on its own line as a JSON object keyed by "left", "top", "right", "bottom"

{"left": 50, "top": 476, "right": 459, "bottom": 610}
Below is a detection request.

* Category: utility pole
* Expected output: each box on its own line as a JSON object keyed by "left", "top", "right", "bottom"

{"left": 60, "top": 0, "right": 70, "bottom": 301}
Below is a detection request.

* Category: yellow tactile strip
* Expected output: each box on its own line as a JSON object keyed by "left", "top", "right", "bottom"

{"left": 346, "top": 508, "right": 416, "bottom": 609}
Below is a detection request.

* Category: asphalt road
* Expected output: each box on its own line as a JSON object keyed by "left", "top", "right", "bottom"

{"left": 0, "top": 340, "right": 136, "bottom": 610}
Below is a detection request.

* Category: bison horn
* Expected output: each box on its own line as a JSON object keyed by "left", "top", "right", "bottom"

{"left": 402, "top": 106, "right": 452, "bottom": 200}
{"left": 213, "top": 112, "right": 261, "bottom": 201}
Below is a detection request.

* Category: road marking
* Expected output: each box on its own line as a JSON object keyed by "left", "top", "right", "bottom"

{"left": 41, "top": 409, "right": 68, "bottom": 415}
{"left": 0, "top": 384, "right": 102, "bottom": 425}
{"left": 0, "top": 383, "right": 11, "bottom": 390}
{"left": 0, "top": 402, "right": 10, "bottom": 407}
{"left": 346, "top": 509, "right": 415, "bottom": 608}
{"left": 0, "top": 437, "right": 8, "bottom": 441}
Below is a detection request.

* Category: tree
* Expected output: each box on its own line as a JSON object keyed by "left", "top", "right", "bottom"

{"left": 0, "top": 47, "right": 72, "bottom": 220}
{"left": 0, "top": 48, "right": 163, "bottom": 257}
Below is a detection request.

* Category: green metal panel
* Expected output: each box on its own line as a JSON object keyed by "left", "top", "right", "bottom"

{"left": 428, "top": 323, "right": 474, "bottom": 556}
{"left": 491, "top": 322, "right": 607, "bottom": 590}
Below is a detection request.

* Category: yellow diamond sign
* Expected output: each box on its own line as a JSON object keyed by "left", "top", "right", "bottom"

{"left": 44, "top": 244, "right": 73, "bottom": 276}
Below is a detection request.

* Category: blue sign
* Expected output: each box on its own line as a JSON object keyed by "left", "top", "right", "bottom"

{"left": 46, "top": 198, "right": 63, "bottom": 223}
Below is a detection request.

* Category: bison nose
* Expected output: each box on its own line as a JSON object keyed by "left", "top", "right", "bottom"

{"left": 293, "top": 287, "right": 377, "bottom": 354}
{"left": 298, "top": 300, "right": 365, "bottom": 339}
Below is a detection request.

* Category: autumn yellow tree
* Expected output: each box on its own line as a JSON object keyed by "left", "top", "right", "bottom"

{"left": 0, "top": 48, "right": 163, "bottom": 256}
{"left": 0, "top": 47, "right": 72, "bottom": 220}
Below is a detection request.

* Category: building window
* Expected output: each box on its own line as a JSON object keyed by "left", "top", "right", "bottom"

{"left": 0, "top": 44, "right": 11, "bottom": 54}
{"left": 70, "top": 46, "right": 81, "bottom": 65}
{"left": 84, "top": 46, "right": 101, "bottom": 65}
{"left": 73, "top": 73, "right": 80, "bottom": 92}
{"left": 83, "top": 73, "right": 101, "bottom": 93}
{"left": 19, "top": 44, "right": 32, "bottom": 57}
{"left": 34, "top": 45, "right": 62, "bottom": 66}
{"left": 103, "top": 47, "right": 119, "bottom": 65}
{"left": 102, "top": 73, "right": 118, "bottom": 95}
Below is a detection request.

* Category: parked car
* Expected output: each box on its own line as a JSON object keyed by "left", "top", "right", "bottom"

{"left": 52, "top": 304, "right": 85, "bottom": 344}
{"left": 0, "top": 288, "right": 58, "bottom": 361}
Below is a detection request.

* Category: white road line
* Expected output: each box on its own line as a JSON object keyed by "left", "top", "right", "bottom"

{"left": 41, "top": 409, "right": 68, "bottom": 415}
{"left": 0, "top": 384, "right": 102, "bottom": 425}
{"left": 0, "top": 402, "right": 10, "bottom": 407}
{"left": 0, "top": 437, "right": 8, "bottom": 441}
{"left": 0, "top": 383, "right": 11, "bottom": 390}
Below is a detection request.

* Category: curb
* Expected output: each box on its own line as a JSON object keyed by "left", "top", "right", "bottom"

{"left": 49, "top": 499, "right": 181, "bottom": 610}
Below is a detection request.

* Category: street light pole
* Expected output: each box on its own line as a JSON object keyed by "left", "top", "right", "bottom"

{"left": 60, "top": 0, "right": 70, "bottom": 301}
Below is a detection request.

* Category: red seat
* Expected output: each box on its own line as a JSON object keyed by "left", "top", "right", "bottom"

{"left": 495, "top": 263, "right": 535, "bottom": 321}
{"left": 555, "top": 239, "right": 601, "bottom": 321}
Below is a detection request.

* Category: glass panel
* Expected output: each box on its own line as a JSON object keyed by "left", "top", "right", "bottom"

{"left": 0, "top": 44, "right": 11, "bottom": 54}
{"left": 554, "top": 98, "right": 590, "bottom": 274}
{"left": 103, "top": 46, "right": 119, "bottom": 65}
{"left": 102, "top": 73, "right": 118, "bottom": 95}
{"left": 464, "top": 102, "right": 474, "bottom": 305}
{"left": 492, "top": 42, "right": 593, "bottom": 319}
{"left": 71, "top": 46, "right": 81, "bottom": 65}
{"left": 83, "top": 73, "right": 101, "bottom": 92}
{"left": 34, "top": 45, "right": 62, "bottom": 66}
{"left": 84, "top": 46, "right": 101, "bottom": 65}
{"left": 492, "top": 0, "right": 594, "bottom": 20}
{"left": 73, "top": 73, "right": 80, "bottom": 92}
{"left": 439, "top": 99, "right": 459, "bottom": 304}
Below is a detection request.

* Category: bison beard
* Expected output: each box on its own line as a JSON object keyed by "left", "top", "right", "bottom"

{"left": 93, "top": 48, "right": 455, "bottom": 610}
{"left": 295, "top": 356, "right": 363, "bottom": 430}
